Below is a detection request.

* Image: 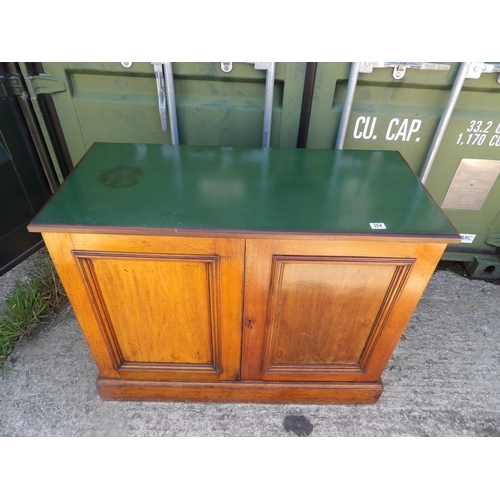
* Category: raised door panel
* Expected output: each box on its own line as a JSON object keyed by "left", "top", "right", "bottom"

{"left": 241, "top": 239, "right": 443, "bottom": 382}
{"left": 77, "top": 253, "right": 219, "bottom": 375}
{"left": 43, "top": 233, "right": 244, "bottom": 382}
{"left": 264, "top": 257, "right": 407, "bottom": 370}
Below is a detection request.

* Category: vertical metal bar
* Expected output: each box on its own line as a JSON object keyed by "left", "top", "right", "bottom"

{"left": 152, "top": 63, "right": 168, "bottom": 132}
{"left": 335, "top": 62, "right": 361, "bottom": 150}
{"left": 30, "top": 62, "right": 74, "bottom": 178}
{"left": 420, "top": 62, "right": 471, "bottom": 185}
{"left": 297, "top": 62, "right": 318, "bottom": 148}
{"left": 164, "top": 62, "right": 179, "bottom": 145}
{"left": 262, "top": 62, "right": 276, "bottom": 148}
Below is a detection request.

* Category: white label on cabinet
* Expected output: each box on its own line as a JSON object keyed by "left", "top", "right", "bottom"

{"left": 370, "top": 222, "right": 387, "bottom": 229}
{"left": 460, "top": 233, "right": 476, "bottom": 243}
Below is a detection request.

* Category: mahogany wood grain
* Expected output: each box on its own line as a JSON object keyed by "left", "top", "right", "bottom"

{"left": 263, "top": 257, "right": 404, "bottom": 369}
{"left": 78, "top": 254, "right": 217, "bottom": 366}
{"left": 70, "top": 233, "right": 216, "bottom": 254}
{"left": 42, "top": 232, "right": 448, "bottom": 402}
{"left": 43, "top": 232, "right": 244, "bottom": 382}
{"left": 96, "top": 377, "right": 383, "bottom": 404}
{"left": 43, "top": 232, "right": 120, "bottom": 378}
{"left": 242, "top": 239, "right": 424, "bottom": 382}
{"left": 32, "top": 223, "right": 458, "bottom": 244}
{"left": 357, "top": 242, "right": 448, "bottom": 378}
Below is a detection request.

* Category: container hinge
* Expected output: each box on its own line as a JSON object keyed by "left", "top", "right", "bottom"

{"left": 221, "top": 62, "right": 274, "bottom": 72}
{"left": 0, "top": 75, "right": 25, "bottom": 98}
{"left": 465, "top": 63, "right": 500, "bottom": 83}
{"left": 244, "top": 62, "right": 274, "bottom": 71}
{"left": 25, "top": 74, "right": 67, "bottom": 95}
{"left": 1, "top": 73, "right": 67, "bottom": 99}
{"left": 359, "top": 62, "right": 451, "bottom": 80}
{"left": 486, "top": 235, "right": 500, "bottom": 248}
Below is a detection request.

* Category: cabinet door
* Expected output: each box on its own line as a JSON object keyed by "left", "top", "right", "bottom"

{"left": 242, "top": 238, "right": 445, "bottom": 382}
{"left": 43, "top": 233, "right": 244, "bottom": 382}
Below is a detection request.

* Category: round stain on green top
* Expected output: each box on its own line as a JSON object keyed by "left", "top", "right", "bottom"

{"left": 99, "top": 166, "right": 144, "bottom": 188}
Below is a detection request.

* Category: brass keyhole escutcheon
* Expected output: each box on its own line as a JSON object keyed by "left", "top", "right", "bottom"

{"left": 247, "top": 320, "right": 253, "bottom": 329}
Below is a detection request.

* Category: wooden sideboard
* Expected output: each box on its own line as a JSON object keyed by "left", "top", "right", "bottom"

{"left": 29, "top": 144, "right": 460, "bottom": 404}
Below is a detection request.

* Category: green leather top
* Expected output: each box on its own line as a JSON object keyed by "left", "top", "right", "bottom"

{"left": 29, "top": 143, "right": 459, "bottom": 239}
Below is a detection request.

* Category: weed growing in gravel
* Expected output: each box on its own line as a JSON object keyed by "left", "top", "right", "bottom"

{"left": 0, "top": 257, "right": 67, "bottom": 366}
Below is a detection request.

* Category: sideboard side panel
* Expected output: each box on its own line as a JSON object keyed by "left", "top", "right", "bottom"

{"left": 43, "top": 232, "right": 119, "bottom": 378}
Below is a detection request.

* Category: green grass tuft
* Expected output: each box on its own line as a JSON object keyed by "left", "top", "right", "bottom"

{"left": 0, "top": 256, "right": 67, "bottom": 365}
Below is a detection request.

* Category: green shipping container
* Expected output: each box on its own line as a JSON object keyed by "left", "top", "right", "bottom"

{"left": 39, "top": 62, "right": 307, "bottom": 165}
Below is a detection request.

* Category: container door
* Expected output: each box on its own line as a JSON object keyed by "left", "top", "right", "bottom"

{"left": 39, "top": 62, "right": 307, "bottom": 166}
{"left": 0, "top": 64, "right": 51, "bottom": 275}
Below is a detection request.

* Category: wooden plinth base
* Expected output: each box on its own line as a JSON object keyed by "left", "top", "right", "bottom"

{"left": 96, "top": 378, "right": 384, "bottom": 404}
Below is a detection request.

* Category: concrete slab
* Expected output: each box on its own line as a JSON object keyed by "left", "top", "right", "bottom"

{"left": 0, "top": 252, "right": 499, "bottom": 436}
